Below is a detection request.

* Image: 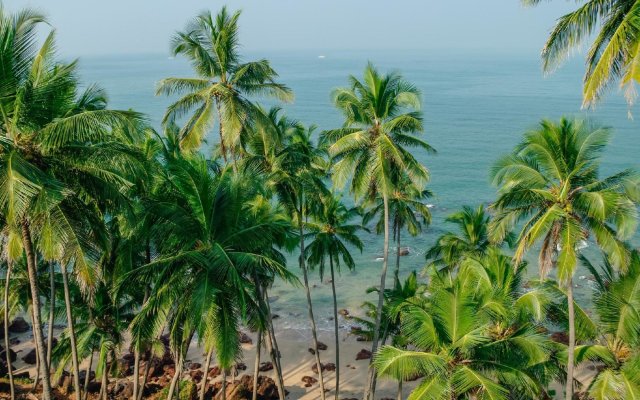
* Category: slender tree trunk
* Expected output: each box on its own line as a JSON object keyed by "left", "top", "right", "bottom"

{"left": 137, "top": 356, "right": 151, "bottom": 400}
{"left": 31, "top": 307, "right": 39, "bottom": 392}
{"left": 4, "top": 259, "right": 15, "bottom": 400}
{"left": 252, "top": 331, "right": 262, "bottom": 400}
{"left": 394, "top": 221, "right": 401, "bottom": 286}
{"left": 21, "top": 221, "right": 52, "bottom": 400}
{"left": 200, "top": 347, "right": 213, "bottom": 400}
{"left": 215, "top": 98, "right": 229, "bottom": 163}
{"left": 565, "top": 278, "right": 575, "bottom": 400}
{"left": 264, "top": 289, "right": 285, "bottom": 398}
{"left": 299, "top": 210, "right": 326, "bottom": 400}
{"left": 167, "top": 351, "right": 183, "bottom": 400}
{"left": 47, "top": 262, "right": 55, "bottom": 370}
{"left": 221, "top": 369, "right": 227, "bottom": 400}
{"left": 265, "top": 323, "right": 285, "bottom": 400}
{"left": 397, "top": 380, "right": 402, "bottom": 400}
{"left": 132, "top": 286, "right": 149, "bottom": 400}
{"left": 364, "top": 193, "right": 390, "bottom": 400}
{"left": 82, "top": 348, "right": 94, "bottom": 400}
{"left": 329, "top": 256, "right": 340, "bottom": 400}
{"left": 61, "top": 262, "right": 82, "bottom": 400}
{"left": 100, "top": 358, "right": 108, "bottom": 400}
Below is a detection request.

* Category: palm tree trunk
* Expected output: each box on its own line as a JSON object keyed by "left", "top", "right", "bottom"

{"left": 167, "top": 350, "right": 183, "bottom": 400}
{"left": 299, "top": 210, "right": 326, "bottom": 400}
{"left": 132, "top": 287, "right": 149, "bottom": 400}
{"left": 264, "top": 289, "right": 285, "bottom": 398}
{"left": 47, "top": 262, "right": 55, "bottom": 371}
{"left": 565, "top": 278, "right": 575, "bottom": 400}
{"left": 329, "top": 255, "right": 340, "bottom": 400}
{"left": 252, "top": 331, "right": 262, "bottom": 400}
{"left": 200, "top": 347, "right": 213, "bottom": 400}
{"left": 265, "top": 323, "right": 285, "bottom": 400}
{"left": 215, "top": 98, "right": 229, "bottom": 163}
{"left": 61, "top": 262, "right": 82, "bottom": 400}
{"left": 31, "top": 308, "right": 39, "bottom": 392}
{"left": 100, "top": 358, "right": 108, "bottom": 400}
{"left": 394, "top": 221, "right": 401, "bottom": 286}
{"left": 397, "top": 380, "right": 402, "bottom": 400}
{"left": 4, "top": 259, "right": 15, "bottom": 400}
{"left": 82, "top": 348, "right": 94, "bottom": 400}
{"left": 21, "top": 221, "right": 52, "bottom": 400}
{"left": 364, "top": 193, "right": 390, "bottom": 400}
{"left": 137, "top": 355, "right": 151, "bottom": 400}
{"left": 221, "top": 369, "right": 227, "bottom": 400}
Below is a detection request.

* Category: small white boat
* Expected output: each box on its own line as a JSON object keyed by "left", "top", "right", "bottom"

{"left": 318, "top": 55, "right": 326, "bottom": 59}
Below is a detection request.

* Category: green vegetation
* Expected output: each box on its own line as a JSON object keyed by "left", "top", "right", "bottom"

{"left": 1, "top": 4, "right": 640, "bottom": 400}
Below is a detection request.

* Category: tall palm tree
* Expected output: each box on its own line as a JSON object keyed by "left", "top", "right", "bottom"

{"left": 425, "top": 204, "right": 507, "bottom": 273}
{"left": 157, "top": 7, "right": 293, "bottom": 155}
{"left": 364, "top": 176, "right": 432, "bottom": 283}
{"left": 523, "top": 0, "right": 640, "bottom": 107}
{"left": 576, "top": 251, "right": 640, "bottom": 398}
{"left": 324, "top": 63, "right": 434, "bottom": 400}
{"left": 490, "top": 117, "right": 639, "bottom": 400}
{"left": 305, "top": 193, "right": 364, "bottom": 400}
{"left": 374, "top": 249, "right": 560, "bottom": 400}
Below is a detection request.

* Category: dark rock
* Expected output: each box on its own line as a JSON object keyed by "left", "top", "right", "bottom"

{"left": 399, "top": 247, "right": 410, "bottom": 256}
{"left": 258, "top": 361, "right": 273, "bottom": 372}
{"left": 301, "top": 375, "right": 317, "bottom": 387}
{"left": 190, "top": 369, "right": 204, "bottom": 383}
{"left": 0, "top": 346, "right": 17, "bottom": 362}
{"left": 311, "top": 363, "right": 325, "bottom": 374}
{"left": 356, "top": 349, "right": 372, "bottom": 360}
{"left": 271, "top": 314, "right": 280, "bottom": 320}
{"left": 235, "top": 362, "right": 247, "bottom": 371}
{"left": 22, "top": 348, "right": 37, "bottom": 364}
{"left": 78, "top": 369, "right": 95, "bottom": 383}
{"left": 239, "top": 332, "right": 253, "bottom": 345}
{"left": 308, "top": 348, "right": 315, "bottom": 355}
{"left": 9, "top": 337, "right": 19, "bottom": 345}
{"left": 324, "top": 363, "right": 336, "bottom": 372}
{"left": 356, "top": 336, "right": 368, "bottom": 342}
{"left": 208, "top": 366, "right": 221, "bottom": 378}
{"left": 8, "top": 317, "right": 29, "bottom": 333}
{"left": 188, "top": 362, "right": 202, "bottom": 370}
{"left": 317, "top": 342, "right": 328, "bottom": 351}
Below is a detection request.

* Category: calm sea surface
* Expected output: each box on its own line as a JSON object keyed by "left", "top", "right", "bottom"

{"left": 78, "top": 50, "right": 639, "bottom": 330}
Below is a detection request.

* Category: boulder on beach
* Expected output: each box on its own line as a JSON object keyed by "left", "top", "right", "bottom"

{"left": 0, "top": 345, "right": 17, "bottom": 363}
{"left": 317, "top": 341, "right": 327, "bottom": 351}
{"left": 22, "top": 348, "right": 37, "bottom": 364}
{"left": 356, "top": 349, "right": 372, "bottom": 360}
{"left": 8, "top": 317, "right": 30, "bottom": 333}
{"left": 258, "top": 361, "right": 274, "bottom": 372}
{"left": 235, "top": 362, "right": 247, "bottom": 371}
{"left": 239, "top": 332, "right": 253, "bottom": 344}
{"left": 324, "top": 362, "right": 336, "bottom": 372}
{"left": 301, "top": 375, "right": 317, "bottom": 387}
{"left": 311, "top": 363, "right": 325, "bottom": 374}
{"left": 214, "top": 374, "right": 282, "bottom": 400}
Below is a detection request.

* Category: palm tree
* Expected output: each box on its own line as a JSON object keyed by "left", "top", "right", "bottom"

{"left": 425, "top": 204, "right": 507, "bottom": 273}
{"left": 522, "top": 0, "right": 640, "bottom": 107}
{"left": 374, "top": 249, "right": 560, "bottom": 400}
{"left": 490, "top": 117, "right": 639, "bottom": 400}
{"left": 575, "top": 251, "right": 640, "bottom": 398}
{"left": 305, "top": 193, "right": 364, "bottom": 400}
{"left": 128, "top": 153, "right": 293, "bottom": 400}
{"left": 364, "top": 176, "right": 432, "bottom": 283}
{"left": 324, "top": 63, "right": 434, "bottom": 400}
{"left": 157, "top": 7, "right": 293, "bottom": 155}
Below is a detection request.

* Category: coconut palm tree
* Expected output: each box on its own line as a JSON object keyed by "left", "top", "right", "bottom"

{"left": 374, "top": 249, "right": 560, "bottom": 400}
{"left": 522, "top": 0, "right": 640, "bottom": 108}
{"left": 490, "top": 117, "right": 639, "bottom": 400}
{"left": 304, "top": 193, "right": 364, "bottom": 400}
{"left": 364, "top": 176, "right": 432, "bottom": 283}
{"left": 157, "top": 7, "right": 293, "bottom": 156}
{"left": 425, "top": 204, "right": 508, "bottom": 273}
{"left": 575, "top": 251, "right": 640, "bottom": 398}
{"left": 128, "top": 153, "right": 293, "bottom": 400}
{"left": 323, "top": 63, "right": 434, "bottom": 399}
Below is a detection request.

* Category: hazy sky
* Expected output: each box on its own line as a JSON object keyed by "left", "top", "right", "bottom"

{"left": 2, "top": 1, "right": 580, "bottom": 57}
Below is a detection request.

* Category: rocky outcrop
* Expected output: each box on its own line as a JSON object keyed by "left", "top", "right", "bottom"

{"left": 355, "top": 349, "right": 372, "bottom": 360}
{"left": 8, "top": 317, "right": 29, "bottom": 333}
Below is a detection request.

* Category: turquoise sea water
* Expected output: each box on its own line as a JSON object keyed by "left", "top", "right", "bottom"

{"left": 78, "top": 50, "right": 639, "bottom": 331}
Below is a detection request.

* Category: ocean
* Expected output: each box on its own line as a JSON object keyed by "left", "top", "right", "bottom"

{"left": 77, "top": 49, "right": 639, "bottom": 331}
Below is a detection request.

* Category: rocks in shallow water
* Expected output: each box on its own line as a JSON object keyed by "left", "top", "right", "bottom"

{"left": 317, "top": 342, "right": 327, "bottom": 351}
{"left": 22, "top": 348, "right": 37, "bottom": 364}
{"left": 258, "top": 361, "right": 274, "bottom": 372}
{"left": 398, "top": 247, "right": 410, "bottom": 256}
{"left": 338, "top": 309, "right": 350, "bottom": 317}
{"left": 301, "top": 375, "right": 317, "bottom": 387}
{"left": 271, "top": 314, "right": 280, "bottom": 320}
{"left": 8, "top": 317, "right": 29, "bottom": 333}
{"left": 239, "top": 332, "right": 253, "bottom": 344}
{"left": 356, "top": 349, "right": 372, "bottom": 360}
